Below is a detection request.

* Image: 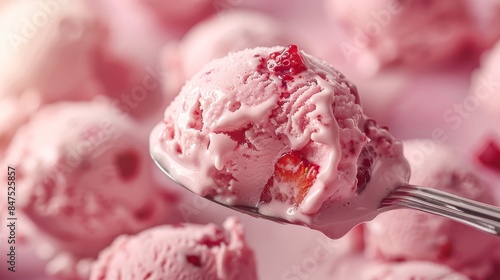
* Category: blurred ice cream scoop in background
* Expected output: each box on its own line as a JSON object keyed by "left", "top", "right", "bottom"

{"left": 0, "top": 0, "right": 106, "bottom": 150}
{"left": 364, "top": 140, "right": 498, "bottom": 279}
{"left": 90, "top": 217, "right": 258, "bottom": 280}
{"left": 160, "top": 9, "right": 296, "bottom": 105}
{"left": 2, "top": 100, "right": 179, "bottom": 279}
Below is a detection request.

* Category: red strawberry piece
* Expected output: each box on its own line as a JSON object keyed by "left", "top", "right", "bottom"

{"left": 260, "top": 150, "right": 319, "bottom": 206}
{"left": 186, "top": 255, "right": 202, "bottom": 267}
{"left": 267, "top": 45, "right": 307, "bottom": 79}
{"left": 477, "top": 139, "right": 500, "bottom": 173}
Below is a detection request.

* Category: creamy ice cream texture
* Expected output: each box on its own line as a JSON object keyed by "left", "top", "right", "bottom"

{"left": 3, "top": 101, "right": 178, "bottom": 279}
{"left": 364, "top": 140, "right": 498, "bottom": 279}
{"left": 90, "top": 217, "right": 258, "bottom": 280}
{"left": 152, "top": 45, "right": 410, "bottom": 238}
{"left": 2, "top": 0, "right": 499, "bottom": 279}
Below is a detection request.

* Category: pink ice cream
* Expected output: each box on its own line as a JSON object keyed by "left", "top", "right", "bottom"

{"left": 2, "top": 101, "right": 178, "bottom": 279}
{"left": 470, "top": 41, "right": 500, "bottom": 120}
{"left": 151, "top": 45, "right": 410, "bottom": 238}
{"left": 328, "top": 0, "right": 473, "bottom": 74}
{"left": 0, "top": 0, "right": 105, "bottom": 152}
{"left": 364, "top": 140, "right": 498, "bottom": 279}
{"left": 161, "top": 10, "right": 292, "bottom": 105}
{"left": 90, "top": 217, "right": 258, "bottom": 280}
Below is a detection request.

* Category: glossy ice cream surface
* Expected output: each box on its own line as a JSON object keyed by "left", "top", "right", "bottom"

{"left": 151, "top": 45, "right": 410, "bottom": 238}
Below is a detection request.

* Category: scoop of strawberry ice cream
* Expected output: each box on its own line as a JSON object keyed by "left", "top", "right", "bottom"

{"left": 364, "top": 140, "right": 498, "bottom": 279}
{"left": 2, "top": 100, "right": 179, "bottom": 279}
{"left": 90, "top": 217, "right": 258, "bottom": 280}
{"left": 328, "top": 0, "right": 473, "bottom": 73}
{"left": 161, "top": 9, "right": 293, "bottom": 105}
{"left": 151, "top": 45, "right": 410, "bottom": 238}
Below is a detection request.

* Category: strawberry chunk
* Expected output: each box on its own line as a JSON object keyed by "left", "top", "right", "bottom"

{"left": 477, "top": 139, "right": 500, "bottom": 173}
{"left": 260, "top": 151, "right": 319, "bottom": 206}
{"left": 267, "top": 45, "right": 307, "bottom": 78}
{"left": 186, "top": 255, "right": 202, "bottom": 267}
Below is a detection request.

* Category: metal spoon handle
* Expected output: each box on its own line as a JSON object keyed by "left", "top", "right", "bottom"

{"left": 380, "top": 184, "right": 500, "bottom": 236}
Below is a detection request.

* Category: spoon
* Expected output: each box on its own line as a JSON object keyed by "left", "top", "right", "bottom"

{"left": 151, "top": 147, "right": 500, "bottom": 238}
